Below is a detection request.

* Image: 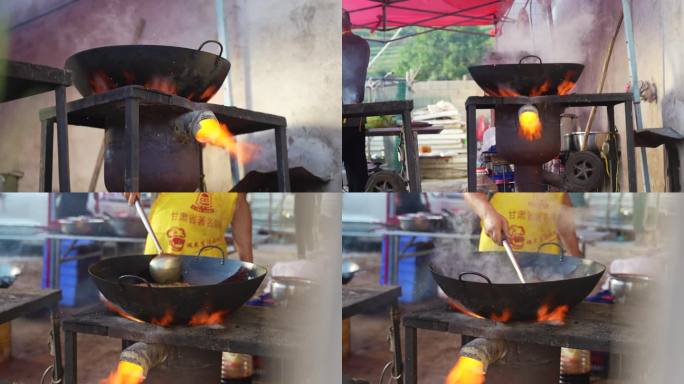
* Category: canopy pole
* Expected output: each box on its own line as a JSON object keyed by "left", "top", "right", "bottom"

{"left": 621, "top": 0, "right": 650, "bottom": 192}
{"left": 215, "top": 0, "right": 241, "bottom": 186}
{"left": 368, "top": 28, "right": 403, "bottom": 69}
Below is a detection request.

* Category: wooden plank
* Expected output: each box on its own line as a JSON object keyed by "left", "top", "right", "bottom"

{"left": 61, "top": 304, "right": 301, "bottom": 357}
{"left": 0, "top": 289, "right": 61, "bottom": 323}
{"left": 342, "top": 285, "right": 401, "bottom": 319}
{"left": 402, "top": 301, "right": 642, "bottom": 352}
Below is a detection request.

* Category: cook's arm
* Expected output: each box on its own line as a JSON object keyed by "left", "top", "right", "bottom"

{"left": 464, "top": 192, "right": 509, "bottom": 245}
{"left": 557, "top": 194, "right": 582, "bottom": 257}
{"left": 232, "top": 193, "right": 254, "bottom": 263}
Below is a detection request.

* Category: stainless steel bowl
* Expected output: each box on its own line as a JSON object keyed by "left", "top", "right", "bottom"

{"left": 342, "top": 260, "right": 360, "bottom": 285}
{"left": 105, "top": 215, "right": 147, "bottom": 237}
{"left": 397, "top": 213, "right": 445, "bottom": 232}
{"left": 608, "top": 273, "right": 652, "bottom": 304}
{"left": 0, "top": 262, "right": 21, "bottom": 288}
{"left": 561, "top": 132, "right": 616, "bottom": 153}
{"left": 270, "top": 276, "right": 315, "bottom": 303}
{"left": 58, "top": 216, "right": 107, "bottom": 236}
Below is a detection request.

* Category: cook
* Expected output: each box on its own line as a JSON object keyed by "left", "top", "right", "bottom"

{"left": 125, "top": 192, "right": 252, "bottom": 262}
{"left": 464, "top": 192, "right": 581, "bottom": 256}
{"left": 124, "top": 192, "right": 255, "bottom": 381}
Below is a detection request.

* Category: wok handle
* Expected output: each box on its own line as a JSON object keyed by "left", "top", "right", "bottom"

{"left": 519, "top": 55, "right": 543, "bottom": 64}
{"left": 198, "top": 40, "right": 224, "bottom": 57}
{"left": 458, "top": 272, "right": 493, "bottom": 284}
{"left": 537, "top": 242, "right": 566, "bottom": 261}
{"left": 196, "top": 245, "right": 226, "bottom": 265}
{"left": 118, "top": 274, "right": 151, "bottom": 289}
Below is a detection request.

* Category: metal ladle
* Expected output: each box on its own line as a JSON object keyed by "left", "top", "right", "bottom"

{"left": 134, "top": 200, "right": 182, "bottom": 284}
{"left": 502, "top": 238, "right": 527, "bottom": 284}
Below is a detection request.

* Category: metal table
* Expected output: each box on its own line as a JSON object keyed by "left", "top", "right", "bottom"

{"left": 343, "top": 100, "right": 421, "bottom": 192}
{"left": 374, "top": 227, "right": 478, "bottom": 285}
{"left": 42, "top": 232, "right": 146, "bottom": 289}
{"left": 1, "top": 60, "right": 72, "bottom": 191}
{"left": 0, "top": 289, "right": 63, "bottom": 383}
{"left": 343, "top": 285, "right": 403, "bottom": 384}
{"left": 61, "top": 304, "right": 302, "bottom": 384}
{"left": 367, "top": 125, "right": 444, "bottom": 137}
{"left": 402, "top": 301, "right": 642, "bottom": 384}
{"left": 39, "top": 85, "right": 290, "bottom": 192}
{"left": 466, "top": 93, "right": 637, "bottom": 192}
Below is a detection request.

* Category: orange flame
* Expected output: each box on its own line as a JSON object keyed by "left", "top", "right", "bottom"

{"left": 448, "top": 299, "right": 485, "bottom": 319}
{"left": 518, "top": 110, "right": 543, "bottom": 141}
{"left": 89, "top": 70, "right": 115, "bottom": 94}
{"left": 150, "top": 309, "right": 174, "bottom": 327}
{"left": 122, "top": 70, "right": 136, "bottom": 85}
{"left": 188, "top": 309, "right": 228, "bottom": 326}
{"left": 100, "top": 361, "right": 145, "bottom": 384}
{"left": 445, "top": 356, "right": 486, "bottom": 384}
{"left": 145, "top": 76, "right": 177, "bottom": 95}
{"left": 530, "top": 80, "right": 551, "bottom": 97}
{"left": 448, "top": 299, "right": 513, "bottom": 323}
{"left": 536, "top": 304, "right": 569, "bottom": 324}
{"left": 557, "top": 72, "right": 577, "bottom": 95}
{"left": 195, "top": 119, "right": 260, "bottom": 162}
{"left": 103, "top": 299, "right": 145, "bottom": 324}
{"left": 199, "top": 85, "right": 218, "bottom": 102}
{"left": 490, "top": 308, "right": 512, "bottom": 322}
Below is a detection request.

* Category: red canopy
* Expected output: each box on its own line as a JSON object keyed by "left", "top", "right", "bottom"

{"left": 344, "top": 0, "right": 514, "bottom": 31}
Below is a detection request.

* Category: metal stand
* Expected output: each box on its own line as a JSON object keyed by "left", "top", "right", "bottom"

{"left": 402, "top": 301, "right": 639, "bottom": 384}
{"left": 466, "top": 93, "right": 638, "bottom": 192}
{"left": 39, "top": 86, "right": 290, "bottom": 192}
{"left": 61, "top": 304, "right": 299, "bottom": 384}
{"left": 343, "top": 100, "right": 421, "bottom": 192}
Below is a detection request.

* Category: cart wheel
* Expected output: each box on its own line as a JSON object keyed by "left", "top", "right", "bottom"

{"left": 365, "top": 171, "right": 407, "bottom": 192}
{"left": 564, "top": 151, "right": 604, "bottom": 192}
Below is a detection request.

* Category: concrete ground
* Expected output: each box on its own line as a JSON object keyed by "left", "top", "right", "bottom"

{"left": 0, "top": 243, "right": 299, "bottom": 384}
{"left": 343, "top": 252, "right": 462, "bottom": 384}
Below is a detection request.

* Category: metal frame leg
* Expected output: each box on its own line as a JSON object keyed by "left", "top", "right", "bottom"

{"left": 55, "top": 86, "right": 70, "bottom": 191}
{"left": 124, "top": 97, "right": 140, "bottom": 192}
{"left": 606, "top": 105, "right": 619, "bottom": 192}
{"left": 275, "top": 125, "right": 291, "bottom": 192}
{"left": 39, "top": 119, "right": 54, "bottom": 192}
{"left": 402, "top": 110, "right": 421, "bottom": 192}
{"left": 391, "top": 304, "right": 404, "bottom": 384}
{"left": 64, "top": 330, "right": 77, "bottom": 384}
{"left": 466, "top": 104, "right": 477, "bottom": 192}
{"left": 404, "top": 325, "right": 417, "bottom": 384}
{"left": 623, "top": 101, "right": 637, "bottom": 191}
{"left": 50, "top": 308, "right": 64, "bottom": 383}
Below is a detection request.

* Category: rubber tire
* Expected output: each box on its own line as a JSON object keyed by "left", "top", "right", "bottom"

{"left": 564, "top": 151, "right": 604, "bottom": 192}
{"left": 364, "top": 171, "right": 407, "bottom": 192}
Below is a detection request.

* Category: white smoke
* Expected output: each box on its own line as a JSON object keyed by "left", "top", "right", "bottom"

{"left": 487, "top": 0, "right": 599, "bottom": 64}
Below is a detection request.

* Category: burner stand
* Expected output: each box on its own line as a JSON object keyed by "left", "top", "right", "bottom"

{"left": 466, "top": 93, "right": 637, "bottom": 192}
{"left": 39, "top": 85, "right": 290, "bottom": 192}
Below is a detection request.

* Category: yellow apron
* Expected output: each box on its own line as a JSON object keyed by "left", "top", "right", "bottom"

{"left": 479, "top": 193, "right": 564, "bottom": 254}
{"left": 144, "top": 193, "right": 238, "bottom": 257}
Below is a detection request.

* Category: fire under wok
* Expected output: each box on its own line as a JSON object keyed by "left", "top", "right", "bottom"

{"left": 89, "top": 246, "right": 266, "bottom": 326}
{"left": 468, "top": 55, "right": 584, "bottom": 97}
{"left": 65, "top": 40, "right": 230, "bottom": 102}
{"left": 431, "top": 245, "right": 605, "bottom": 322}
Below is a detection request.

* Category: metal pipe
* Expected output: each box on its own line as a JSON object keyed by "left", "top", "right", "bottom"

{"left": 215, "top": 0, "right": 241, "bottom": 186}
{"left": 621, "top": 0, "right": 651, "bottom": 192}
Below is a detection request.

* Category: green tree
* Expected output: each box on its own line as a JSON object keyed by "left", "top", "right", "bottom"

{"left": 395, "top": 28, "right": 492, "bottom": 81}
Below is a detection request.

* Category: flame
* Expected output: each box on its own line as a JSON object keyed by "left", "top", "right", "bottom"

{"left": 150, "top": 309, "right": 174, "bottom": 327}
{"left": 448, "top": 299, "right": 485, "bottom": 319}
{"left": 445, "top": 356, "right": 486, "bottom": 384}
{"left": 530, "top": 80, "right": 551, "bottom": 97}
{"left": 490, "top": 308, "right": 512, "bottom": 322}
{"left": 145, "top": 76, "right": 177, "bottom": 95}
{"left": 103, "top": 298, "right": 145, "bottom": 324}
{"left": 518, "top": 110, "right": 543, "bottom": 141}
{"left": 122, "top": 70, "right": 136, "bottom": 85}
{"left": 536, "top": 304, "right": 569, "bottom": 324}
{"left": 100, "top": 361, "right": 145, "bottom": 384}
{"left": 557, "top": 72, "right": 577, "bottom": 95}
{"left": 89, "top": 70, "right": 115, "bottom": 94}
{"left": 195, "top": 119, "right": 260, "bottom": 162}
{"left": 486, "top": 86, "right": 520, "bottom": 97}
{"left": 188, "top": 309, "right": 228, "bottom": 326}
{"left": 199, "top": 85, "right": 218, "bottom": 102}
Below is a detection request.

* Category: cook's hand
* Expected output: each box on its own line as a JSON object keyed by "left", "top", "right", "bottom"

{"left": 123, "top": 192, "right": 140, "bottom": 206}
{"left": 482, "top": 208, "right": 510, "bottom": 246}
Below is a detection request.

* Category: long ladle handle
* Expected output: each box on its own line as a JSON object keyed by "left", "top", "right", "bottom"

{"left": 134, "top": 200, "right": 163, "bottom": 254}
{"left": 502, "top": 239, "right": 526, "bottom": 284}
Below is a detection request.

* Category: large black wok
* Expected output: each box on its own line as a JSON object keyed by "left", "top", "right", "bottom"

{"left": 65, "top": 40, "right": 229, "bottom": 102}
{"left": 469, "top": 56, "right": 584, "bottom": 96}
{"left": 431, "top": 245, "right": 605, "bottom": 322}
{"left": 89, "top": 247, "right": 266, "bottom": 326}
